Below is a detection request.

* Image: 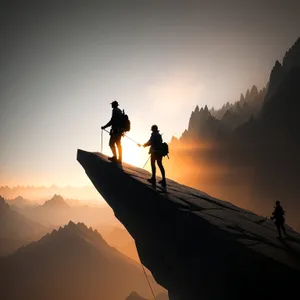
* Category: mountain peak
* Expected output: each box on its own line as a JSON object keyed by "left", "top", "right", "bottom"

{"left": 282, "top": 36, "right": 300, "bottom": 71}
{"left": 46, "top": 221, "right": 107, "bottom": 246}
{"left": 42, "top": 194, "right": 70, "bottom": 208}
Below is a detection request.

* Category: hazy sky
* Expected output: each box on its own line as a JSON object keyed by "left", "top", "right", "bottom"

{"left": 1, "top": 0, "right": 299, "bottom": 186}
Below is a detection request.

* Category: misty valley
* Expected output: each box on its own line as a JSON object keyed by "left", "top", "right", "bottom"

{"left": 0, "top": 191, "right": 168, "bottom": 300}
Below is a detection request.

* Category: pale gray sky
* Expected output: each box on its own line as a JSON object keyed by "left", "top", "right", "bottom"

{"left": 1, "top": 0, "right": 299, "bottom": 186}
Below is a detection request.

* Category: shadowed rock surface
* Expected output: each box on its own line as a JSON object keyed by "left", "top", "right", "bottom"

{"left": 77, "top": 150, "right": 300, "bottom": 300}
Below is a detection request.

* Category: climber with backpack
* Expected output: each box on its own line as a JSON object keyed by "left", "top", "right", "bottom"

{"left": 138, "top": 125, "right": 168, "bottom": 187}
{"left": 101, "top": 100, "right": 130, "bottom": 163}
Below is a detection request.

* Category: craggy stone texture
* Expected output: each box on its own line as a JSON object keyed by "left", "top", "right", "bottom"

{"left": 77, "top": 150, "right": 300, "bottom": 300}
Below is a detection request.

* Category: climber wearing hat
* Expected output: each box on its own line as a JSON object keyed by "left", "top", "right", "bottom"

{"left": 270, "top": 200, "right": 286, "bottom": 238}
{"left": 101, "top": 101, "right": 123, "bottom": 163}
{"left": 138, "top": 125, "right": 166, "bottom": 187}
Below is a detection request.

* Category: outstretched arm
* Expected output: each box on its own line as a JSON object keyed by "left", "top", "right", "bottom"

{"left": 143, "top": 140, "right": 151, "bottom": 147}
{"left": 102, "top": 110, "right": 115, "bottom": 129}
{"left": 102, "top": 119, "right": 112, "bottom": 129}
{"left": 138, "top": 139, "right": 151, "bottom": 147}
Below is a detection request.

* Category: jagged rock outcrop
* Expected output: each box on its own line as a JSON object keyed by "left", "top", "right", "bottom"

{"left": 210, "top": 85, "right": 266, "bottom": 123}
{"left": 166, "top": 37, "right": 300, "bottom": 231}
{"left": 184, "top": 105, "right": 230, "bottom": 141}
{"left": 77, "top": 150, "right": 300, "bottom": 300}
{"left": 264, "top": 37, "right": 300, "bottom": 102}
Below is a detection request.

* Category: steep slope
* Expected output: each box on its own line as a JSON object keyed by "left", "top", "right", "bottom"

{"left": 77, "top": 150, "right": 300, "bottom": 300}
{"left": 0, "top": 221, "right": 163, "bottom": 300}
{"left": 102, "top": 226, "right": 140, "bottom": 262}
{"left": 0, "top": 196, "right": 47, "bottom": 256}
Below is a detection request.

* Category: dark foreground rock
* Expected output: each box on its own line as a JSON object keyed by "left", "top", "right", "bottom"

{"left": 77, "top": 150, "right": 300, "bottom": 300}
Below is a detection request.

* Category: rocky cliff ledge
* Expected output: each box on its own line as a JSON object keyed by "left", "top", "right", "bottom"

{"left": 77, "top": 149, "right": 300, "bottom": 300}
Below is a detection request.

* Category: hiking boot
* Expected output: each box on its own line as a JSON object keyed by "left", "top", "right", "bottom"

{"left": 158, "top": 179, "right": 167, "bottom": 187}
{"left": 108, "top": 156, "right": 117, "bottom": 162}
{"left": 147, "top": 178, "right": 156, "bottom": 185}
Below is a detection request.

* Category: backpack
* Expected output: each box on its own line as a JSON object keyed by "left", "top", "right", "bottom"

{"left": 121, "top": 110, "right": 131, "bottom": 132}
{"left": 160, "top": 142, "right": 169, "bottom": 157}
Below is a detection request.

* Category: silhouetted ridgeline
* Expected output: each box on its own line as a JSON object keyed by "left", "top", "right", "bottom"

{"left": 210, "top": 85, "right": 266, "bottom": 127}
{"left": 166, "top": 37, "right": 300, "bottom": 231}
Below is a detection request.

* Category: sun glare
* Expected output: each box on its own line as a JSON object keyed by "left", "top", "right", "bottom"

{"left": 122, "top": 138, "right": 150, "bottom": 169}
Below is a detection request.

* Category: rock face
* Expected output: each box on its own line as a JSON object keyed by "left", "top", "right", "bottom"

{"left": 77, "top": 150, "right": 300, "bottom": 300}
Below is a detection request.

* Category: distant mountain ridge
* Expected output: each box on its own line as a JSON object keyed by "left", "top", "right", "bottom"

{"left": 42, "top": 194, "right": 70, "bottom": 208}
{"left": 0, "top": 196, "right": 48, "bottom": 256}
{"left": 0, "top": 221, "right": 165, "bottom": 300}
{"left": 0, "top": 185, "right": 102, "bottom": 203}
{"left": 15, "top": 193, "right": 118, "bottom": 228}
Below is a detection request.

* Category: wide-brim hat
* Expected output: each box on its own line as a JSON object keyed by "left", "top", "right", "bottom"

{"left": 110, "top": 100, "right": 119, "bottom": 106}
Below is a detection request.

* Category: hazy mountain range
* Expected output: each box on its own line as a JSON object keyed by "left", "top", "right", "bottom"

{"left": 7, "top": 193, "right": 118, "bottom": 228}
{"left": 0, "top": 221, "right": 165, "bottom": 300}
{"left": 0, "top": 196, "right": 48, "bottom": 256}
{"left": 3, "top": 193, "right": 140, "bottom": 261}
{"left": 0, "top": 185, "right": 102, "bottom": 203}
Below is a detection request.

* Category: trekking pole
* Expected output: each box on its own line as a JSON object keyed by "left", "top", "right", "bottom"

{"left": 102, "top": 128, "right": 139, "bottom": 145}
{"left": 143, "top": 155, "right": 151, "bottom": 169}
{"left": 123, "top": 133, "right": 139, "bottom": 145}
{"left": 101, "top": 129, "right": 103, "bottom": 153}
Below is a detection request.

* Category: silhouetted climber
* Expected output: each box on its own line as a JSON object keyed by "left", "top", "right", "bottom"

{"left": 139, "top": 125, "right": 166, "bottom": 187}
{"left": 101, "top": 101, "right": 123, "bottom": 163}
{"left": 270, "top": 201, "right": 286, "bottom": 238}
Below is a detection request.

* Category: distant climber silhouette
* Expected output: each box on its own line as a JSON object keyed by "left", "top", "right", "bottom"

{"left": 101, "top": 101, "right": 123, "bottom": 163}
{"left": 270, "top": 200, "right": 286, "bottom": 238}
{"left": 138, "top": 125, "right": 166, "bottom": 187}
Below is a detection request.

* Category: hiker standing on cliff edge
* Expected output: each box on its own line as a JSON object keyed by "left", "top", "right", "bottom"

{"left": 270, "top": 200, "right": 286, "bottom": 238}
{"left": 138, "top": 125, "right": 166, "bottom": 187}
{"left": 101, "top": 101, "right": 123, "bottom": 163}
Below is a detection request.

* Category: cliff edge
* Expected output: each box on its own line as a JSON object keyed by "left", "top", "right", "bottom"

{"left": 77, "top": 149, "right": 300, "bottom": 300}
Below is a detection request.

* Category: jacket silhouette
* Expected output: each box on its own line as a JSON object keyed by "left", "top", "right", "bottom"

{"left": 102, "top": 100, "right": 123, "bottom": 163}
{"left": 139, "top": 125, "right": 166, "bottom": 187}
{"left": 271, "top": 201, "right": 286, "bottom": 238}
